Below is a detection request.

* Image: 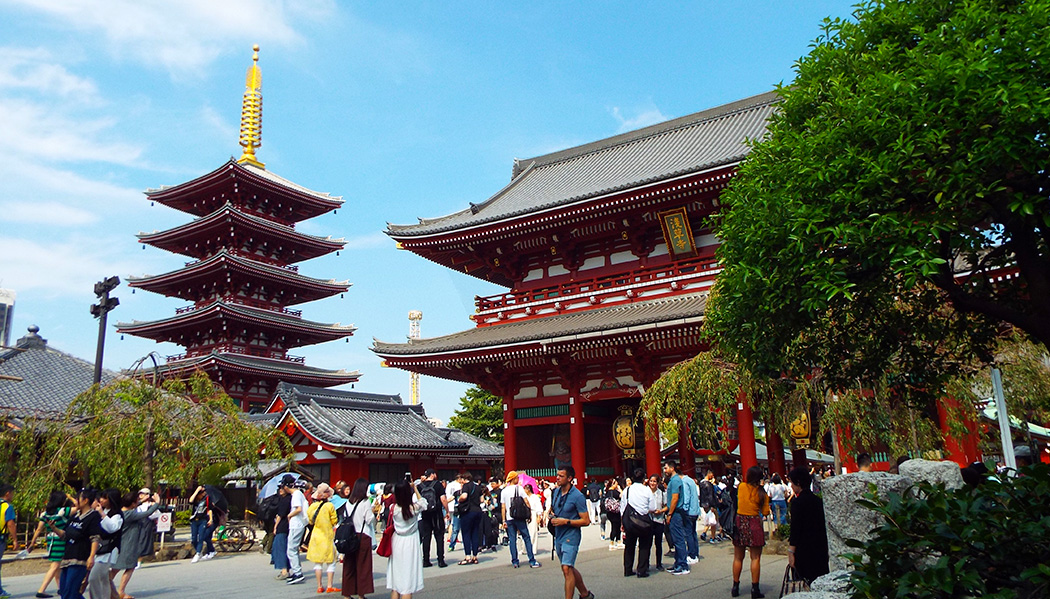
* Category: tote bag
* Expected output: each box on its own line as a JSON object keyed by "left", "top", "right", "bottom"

{"left": 376, "top": 519, "right": 394, "bottom": 558}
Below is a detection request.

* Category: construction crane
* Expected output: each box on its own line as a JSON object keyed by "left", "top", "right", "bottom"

{"left": 408, "top": 310, "right": 422, "bottom": 405}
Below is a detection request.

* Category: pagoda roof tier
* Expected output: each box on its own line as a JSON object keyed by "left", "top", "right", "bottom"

{"left": 138, "top": 203, "right": 345, "bottom": 263}
{"left": 146, "top": 159, "right": 343, "bottom": 223}
{"left": 374, "top": 292, "right": 706, "bottom": 359}
{"left": 117, "top": 299, "right": 355, "bottom": 349}
{"left": 265, "top": 382, "right": 473, "bottom": 454}
{"left": 126, "top": 249, "right": 349, "bottom": 306}
{"left": 387, "top": 91, "right": 776, "bottom": 240}
{"left": 159, "top": 351, "right": 360, "bottom": 387}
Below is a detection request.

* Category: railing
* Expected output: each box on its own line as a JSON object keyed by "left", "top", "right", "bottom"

{"left": 183, "top": 249, "right": 299, "bottom": 272}
{"left": 475, "top": 254, "right": 719, "bottom": 313}
{"left": 167, "top": 344, "right": 305, "bottom": 364}
{"left": 174, "top": 297, "right": 302, "bottom": 318}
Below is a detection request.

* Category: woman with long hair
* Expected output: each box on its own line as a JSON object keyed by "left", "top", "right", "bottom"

{"left": 87, "top": 488, "right": 123, "bottom": 599}
{"left": 386, "top": 479, "right": 427, "bottom": 599}
{"left": 523, "top": 483, "right": 543, "bottom": 549}
{"left": 112, "top": 489, "right": 162, "bottom": 599}
{"left": 455, "top": 472, "right": 483, "bottom": 565}
{"left": 27, "top": 490, "right": 74, "bottom": 598}
{"left": 647, "top": 474, "right": 667, "bottom": 571}
{"left": 732, "top": 466, "right": 771, "bottom": 598}
{"left": 766, "top": 474, "right": 790, "bottom": 530}
{"left": 340, "top": 478, "right": 375, "bottom": 599}
{"left": 786, "top": 467, "right": 829, "bottom": 585}
{"left": 49, "top": 489, "right": 101, "bottom": 599}
{"left": 604, "top": 479, "right": 622, "bottom": 550}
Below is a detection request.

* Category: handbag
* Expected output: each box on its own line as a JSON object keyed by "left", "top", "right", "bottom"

{"left": 778, "top": 565, "right": 808, "bottom": 598}
{"left": 622, "top": 487, "right": 653, "bottom": 536}
{"left": 376, "top": 519, "right": 394, "bottom": 558}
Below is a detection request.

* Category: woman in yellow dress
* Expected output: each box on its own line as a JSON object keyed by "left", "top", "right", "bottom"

{"left": 306, "top": 483, "right": 340, "bottom": 593}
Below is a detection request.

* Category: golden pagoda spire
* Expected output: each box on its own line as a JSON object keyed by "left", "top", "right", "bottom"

{"left": 237, "top": 44, "right": 264, "bottom": 168}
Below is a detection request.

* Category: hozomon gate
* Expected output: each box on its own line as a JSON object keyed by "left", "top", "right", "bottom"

{"left": 375, "top": 92, "right": 781, "bottom": 482}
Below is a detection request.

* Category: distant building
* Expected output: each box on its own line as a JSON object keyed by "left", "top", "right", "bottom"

{"left": 0, "top": 289, "right": 14, "bottom": 348}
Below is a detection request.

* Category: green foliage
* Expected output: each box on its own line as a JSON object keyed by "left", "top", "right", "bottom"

{"left": 706, "top": 0, "right": 1050, "bottom": 455}
{"left": 0, "top": 372, "right": 291, "bottom": 514}
{"left": 198, "top": 462, "right": 234, "bottom": 487}
{"left": 774, "top": 522, "right": 791, "bottom": 541}
{"left": 448, "top": 386, "right": 503, "bottom": 443}
{"left": 847, "top": 463, "right": 1050, "bottom": 599}
{"left": 174, "top": 510, "right": 191, "bottom": 527}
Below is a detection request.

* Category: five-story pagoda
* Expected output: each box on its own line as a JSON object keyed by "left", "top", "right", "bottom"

{"left": 119, "top": 46, "right": 359, "bottom": 412}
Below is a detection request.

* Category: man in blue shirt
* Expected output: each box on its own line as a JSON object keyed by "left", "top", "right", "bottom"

{"left": 549, "top": 466, "right": 595, "bottom": 599}
{"left": 663, "top": 460, "right": 690, "bottom": 575}
{"left": 682, "top": 472, "right": 701, "bottom": 564}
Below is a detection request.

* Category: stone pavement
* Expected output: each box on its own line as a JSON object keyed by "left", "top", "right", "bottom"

{"left": 1, "top": 527, "right": 787, "bottom": 599}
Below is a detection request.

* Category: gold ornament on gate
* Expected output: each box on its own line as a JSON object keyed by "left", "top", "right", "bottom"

{"left": 790, "top": 408, "right": 811, "bottom": 449}
{"left": 613, "top": 405, "right": 636, "bottom": 450}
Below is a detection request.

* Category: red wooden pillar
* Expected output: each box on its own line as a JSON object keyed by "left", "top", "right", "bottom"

{"left": 678, "top": 422, "right": 696, "bottom": 476}
{"left": 766, "top": 424, "right": 786, "bottom": 476}
{"left": 737, "top": 393, "right": 758, "bottom": 474}
{"left": 937, "top": 396, "right": 980, "bottom": 466}
{"left": 503, "top": 394, "right": 518, "bottom": 473}
{"left": 569, "top": 395, "right": 586, "bottom": 486}
{"left": 645, "top": 416, "right": 662, "bottom": 477}
{"left": 838, "top": 426, "right": 857, "bottom": 473}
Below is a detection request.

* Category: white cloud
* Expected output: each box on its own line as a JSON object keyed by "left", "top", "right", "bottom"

{"left": 0, "top": 98, "right": 142, "bottom": 165}
{"left": 200, "top": 105, "right": 238, "bottom": 145}
{"left": 6, "top": 0, "right": 335, "bottom": 77}
{"left": 0, "top": 201, "right": 97, "bottom": 226}
{"left": 609, "top": 105, "right": 669, "bottom": 133}
{"left": 0, "top": 47, "right": 99, "bottom": 99}
{"left": 341, "top": 231, "right": 390, "bottom": 250}
{"left": 0, "top": 235, "right": 148, "bottom": 295}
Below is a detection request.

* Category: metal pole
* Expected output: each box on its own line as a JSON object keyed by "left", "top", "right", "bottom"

{"left": 991, "top": 368, "right": 1016, "bottom": 470}
{"left": 93, "top": 295, "right": 109, "bottom": 385}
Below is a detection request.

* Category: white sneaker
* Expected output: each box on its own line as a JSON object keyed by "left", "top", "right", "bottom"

{"left": 191, "top": 553, "right": 201, "bottom": 563}
{"left": 203, "top": 552, "right": 216, "bottom": 560}
{"left": 686, "top": 557, "right": 699, "bottom": 565}
{"left": 608, "top": 545, "right": 616, "bottom": 551}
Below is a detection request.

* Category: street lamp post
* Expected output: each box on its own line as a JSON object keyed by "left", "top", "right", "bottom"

{"left": 90, "top": 276, "right": 120, "bottom": 385}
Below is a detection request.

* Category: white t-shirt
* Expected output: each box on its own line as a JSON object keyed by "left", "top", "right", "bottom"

{"left": 500, "top": 484, "right": 529, "bottom": 519}
{"left": 767, "top": 483, "right": 789, "bottom": 501}
{"left": 445, "top": 480, "right": 462, "bottom": 501}
{"left": 620, "top": 483, "right": 656, "bottom": 516}
{"left": 289, "top": 489, "right": 308, "bottom": 529}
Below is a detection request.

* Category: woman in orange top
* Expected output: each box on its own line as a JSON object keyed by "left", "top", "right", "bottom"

{"left": 732, "top": 466, "right": 770, "bottom": 598}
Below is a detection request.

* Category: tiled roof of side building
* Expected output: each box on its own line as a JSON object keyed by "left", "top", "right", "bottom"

{"left": 440, "top": 428, "right": 504, "bottom": 458}
{"left": 387, "top": 91, "right": 778, "bottom": 237}
{"left": 274, "top": 383, "right": 470, "bottom": 452}
{"left": 0, "top": 326, "right": 118, "bottom": 419}
{"left": 373, "top": 292, "right": 707, "bottom": 356}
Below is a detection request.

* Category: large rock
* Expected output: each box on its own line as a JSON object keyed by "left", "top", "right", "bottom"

{"left": 822, "top": 471, "right": 909, "bottom": 570}
{"left": 811, "top": 570, "right": 852, "bottom": 593}
{"left": 782, "top": 593, "right": 848, "bottom": 599}
{"left": 898, "top": 458, "right": 963, "bottom": 490}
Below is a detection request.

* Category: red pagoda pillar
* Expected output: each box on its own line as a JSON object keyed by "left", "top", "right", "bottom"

{"left": 737, "top": 392, "right": 758, "bottom": 474}
{"left": 503, "top": 394, "right": 518, "bottom": 473}
{"left": 645, "top": 415, "right": 662, "bottom": 477}
{"left": 936, "top": 396, "right": 980, "bottom": 466}
{"left": 766, "top": 424, "right": 786, "bottom": 476}
{"left": 569, "top": 395, "right": 586, "bottom": 485}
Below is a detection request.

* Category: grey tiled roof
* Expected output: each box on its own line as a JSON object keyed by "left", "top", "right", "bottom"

{"left": 372, "top": 292, "right": 707, "bottom": 356}
{"left": 387, "top": 91, "right": 777, "bottom": 237}
{"left": 0, "top": 327, "right": 118, "bottom": 418}
{"left": 161, "top": 352, "right": 360, "bottom": 382}
{"left": 222, "top": 458, "right": 293, "bottom": 480}
{"left": 146, "top": 159, "right": 342, "bottom": 206}
{"left": 273, "top": 383, "right": 471, "bottom": 452}
{"left": 440, "top": 428, "right": 503, "bottom": 458}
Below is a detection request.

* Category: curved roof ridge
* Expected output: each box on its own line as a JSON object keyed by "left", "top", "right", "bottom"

{"left": 512, "top": 90, "right": 779, "bottom": 177}
{"left": 127, "top": 248, "right": 350, "bottom": 288}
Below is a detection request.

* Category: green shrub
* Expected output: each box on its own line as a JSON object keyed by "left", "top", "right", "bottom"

{"left": 847, "top": 462, "right": 1050, "bottom": 599}
{"left": 174, "top": 510, "right": 191, "bottom": 527}
{"left": 774, "top": 522, "right": 791, "bottom": 541}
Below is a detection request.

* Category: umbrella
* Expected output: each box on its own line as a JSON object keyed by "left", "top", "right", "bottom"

{"left": 204, "top": 485, "right": 229, "bottom": 514}
{"left": 258, "top": 471, "right": 302, "bottom": 500}
{"left": 518, "top": 473, "right": 540, "bottom": 493}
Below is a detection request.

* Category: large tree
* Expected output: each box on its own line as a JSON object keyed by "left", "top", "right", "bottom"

{"left": 0, "top": 372, "right": 291, "bottom": 513}
{"left": 708, "top": 0, "right": 1050, "bottom": 390}
{"left": 448, "top": 386, "right": 503, "bottom": 443}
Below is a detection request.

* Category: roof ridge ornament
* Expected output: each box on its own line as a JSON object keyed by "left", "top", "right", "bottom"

{"left": 237, "top": 44, "right": 265, "bottom": 169}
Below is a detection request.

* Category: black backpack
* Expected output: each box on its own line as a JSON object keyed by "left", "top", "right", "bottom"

{"left": 508, "top": 487, "right": 530, "bottom": 521}
{"left": 419, "top": 480, "right": 440, "bottom": 512}
{"left": 256, "top": 493, "right": 281, "bottom": 525}
{"left": 334, "top": 501, "right": 362, "bottom": 555}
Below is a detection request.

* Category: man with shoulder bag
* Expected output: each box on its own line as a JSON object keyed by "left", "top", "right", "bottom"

{"left": 620, "top": 468, "right": 656, "bottom": 578}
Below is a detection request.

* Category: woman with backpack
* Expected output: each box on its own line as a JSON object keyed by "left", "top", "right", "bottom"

{"left": 306, "top": 483, "right": 339, "bottom": 593}
{"left": 603, "top": 479, "right": 623, "bottom": 550}
{"left": 454, "top": 472, "right": 484, "bottom": 565}
{"left": 340, "top": 478, "right": 375, "bottom": 599}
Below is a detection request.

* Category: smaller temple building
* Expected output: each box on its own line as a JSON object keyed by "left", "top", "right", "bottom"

{"left": 263, "top": 383, "right": 503, "bottom": 483}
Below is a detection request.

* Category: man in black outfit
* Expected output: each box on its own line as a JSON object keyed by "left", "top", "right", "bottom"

{"left": 418, "top": 468, "right": 449, "bottom": 568}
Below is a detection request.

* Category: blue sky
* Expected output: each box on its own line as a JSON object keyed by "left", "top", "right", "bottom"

{"left": 0, "top": 1, "right": 855, "bottom": 423}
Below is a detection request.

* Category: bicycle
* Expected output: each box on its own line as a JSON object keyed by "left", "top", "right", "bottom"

{"left": 213, "top": 518, "right": 257, "bottom": 552}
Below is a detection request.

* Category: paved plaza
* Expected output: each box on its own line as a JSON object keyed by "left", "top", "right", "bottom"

{"left": 2, "top": 528, "right": 786, "bottom": 599}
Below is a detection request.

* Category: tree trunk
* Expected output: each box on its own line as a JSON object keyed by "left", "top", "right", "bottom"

{"left": 143, "top": 423, "right": 155, "bottom": 490}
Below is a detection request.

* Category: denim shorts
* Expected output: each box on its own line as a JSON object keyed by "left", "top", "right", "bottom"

{"left": 555, "top": 538, "right": 580, "bottom": 567}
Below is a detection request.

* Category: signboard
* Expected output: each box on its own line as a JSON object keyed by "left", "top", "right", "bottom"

{"left": 657, "top": 207, "right": 698, "bottom": 258}
{"left": 156, "top": 511, "right": 172, "bottom": 533}
{"left": 790, "top": 409, "right": 811, "bottom": 449}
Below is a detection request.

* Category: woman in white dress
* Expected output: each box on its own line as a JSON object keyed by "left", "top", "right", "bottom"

{"left": 524, "top": 483, "right": 544, "bottom": 549}
{"left": 387, "top": 479, "right": 427, "bottom": 599}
